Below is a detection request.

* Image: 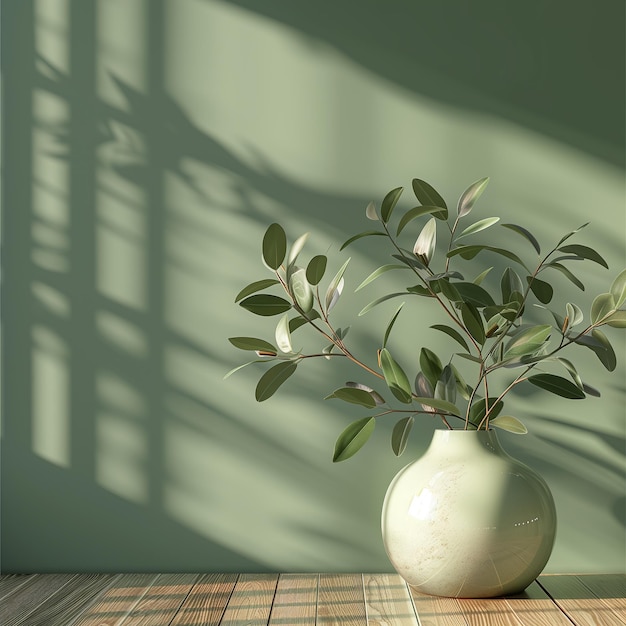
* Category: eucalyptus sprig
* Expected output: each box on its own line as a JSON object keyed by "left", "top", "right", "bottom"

{"left": 227, "top": 177, "right": 626, "bottom": 461}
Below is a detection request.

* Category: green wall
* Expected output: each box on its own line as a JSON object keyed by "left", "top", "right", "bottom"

{"left": 2, "top": 0, "right": 624, "bottom": 574}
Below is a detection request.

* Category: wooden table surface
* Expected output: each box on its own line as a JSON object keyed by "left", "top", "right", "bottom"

{"left": 0, "top": 573, "right": 624, "bottom": 625}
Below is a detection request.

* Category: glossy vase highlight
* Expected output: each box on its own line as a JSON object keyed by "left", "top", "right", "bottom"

{"left": 381, "top": 429, "right": 556, "bottom": 598}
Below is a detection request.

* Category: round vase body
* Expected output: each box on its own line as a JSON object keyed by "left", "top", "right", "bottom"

{"left": 381, "top": 429, "right": 556, "bottom": 598}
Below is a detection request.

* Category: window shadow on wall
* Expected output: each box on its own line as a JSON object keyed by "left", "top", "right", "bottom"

{"left": 2, "top": 0, "right": 624, "bottom": 572}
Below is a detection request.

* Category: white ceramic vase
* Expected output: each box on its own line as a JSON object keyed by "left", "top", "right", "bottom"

{"left": 381, "top": 429, "right": 556, "bottom": 598}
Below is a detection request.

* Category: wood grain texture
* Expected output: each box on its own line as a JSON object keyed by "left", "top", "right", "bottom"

{"left": 0, "top": 572, "right": 624, "bottom": 624}
{"left": 0, "top": 574, "right": 39, "bottom": 602}
{"left": 268, "top": 573, "right": 318, "bottom": 625}
{"left": 7, "top": 574, "right": 118, "bottom": 626}
{"left": 364, "top": 573, "right": 419, "bottom": 626}
{"left": 171, "top": 573, "right": 238, "bottom": 626}
{"left": 317, "top": 574, "right": 366, "bottom": 626}
{"left": 71, "top": 573, "right": 159, "bottom": 626}
{"left": 121, "top": 573, "right": 199, "bottom": 626}
{"left": 500, "top": 581, "right": 575, "bottom": 626}
{"left": 218, "top": 573, "right": 279, "bottom": 626}
{"left": 409, "top": 587, "right": 469, "bottom": 626}
{"left": 0, "top": 573, "right": 78, "bottom": 626}
{"left": 538, "top": 574, "right": 626, "bottom": 626}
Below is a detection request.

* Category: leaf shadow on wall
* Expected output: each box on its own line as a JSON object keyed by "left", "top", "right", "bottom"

{"left": 3, "top": 0, "right": 625, "bottom": 573}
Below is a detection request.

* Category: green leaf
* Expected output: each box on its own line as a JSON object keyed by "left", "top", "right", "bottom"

{"left": 457, "top": 177, "right": 489, "bottom": 218}
{"left": 558, "top": 244, "right": 608, "bottom": 269}
{"left": 414, "top": 372, "right": 435, "bottom": 411}
{"left": 325, "top": 258, "right": 351, "bottom": 312}
{"left": 565, "top": 302, "right": 584, "bottom": 328}
{"left": 610, "top": 268, "right": 626, "bottom": 307}
{"left": 527, "top": 276, "right": 554, "bottom": 304}
{"left": 305, "top": 255, "right": 327, "bottom": 286}
{"left": 473, "top": 267, "right": 493, "bottom": 286}
{"left": 419, "top": 348, "right": 443, "bottom": 389}
{"left": 392, "top": 253, "right": 427, "bottom": 271}
{"left": 381, "top": 186, "right": 404, "bottom": 223}
{"left": 411, "top": 179, "right": 448, "bottom": 216}
{"left": 501, "top": 223, "right": 541, "bottom": 254}
{"left": 434, "top": 365, "right": 456, "bottom": 404}
{"left": 406, "top": 285, "right": 433, "bottom": 297}
{"left": 289, "top": 268, "right": 314, "bottom": 313}
{"left": 454, "top": 282, "right": 495, "bottom": 307}
{"left": 325, "top": 387, "right": 378, "bottom": 408}
{"left": 579, "top": 323, "right": 611, "bottom": 352}
{"left": 430, "top": 324, "right": 470, "bottom": 352}
{"left": 223, "top": 359, "right": 269, "bottom": 380}
{"left": 255, "top": 361, "right": 298, "bottom": 401}
{"left": 288, "top": 310, "right": 321, "bottom": 333}
{"left": 447, "top": 245, "right": 528, "bottom": 271}
{"left": 504, "top": 325, "right": 552, "bottom": 358}
{"left": 359, "top": 292, "right": 408, "bottom": 316}
{"left": 240, "top": 294, "right": 292, "bottom": 316}
{"left": 287, "top": 233, "right": 309, "bottom": 267}
{"left": 605, "top": 310, "right": 626, "bottom": 328}
{"left": 413, "top": 218, "right": 437, "bottom": 265}
{"left": 545, "top": 262, "right": 585, "bottom": 291}
{"left": 275, "top": 314, "right": 293, "bottom": 353}
{"left": 340, "top": 231, "right": 385, "bottom": 251}
{"left": 380, "top": 348, "right": 413, "bottom": 404}
{"left": 345, "top": 381, "right": 385, "bottom": 405}
{"left": 528, "top": 373, "right": 586, "bottom": 399}
{"left": 383, "top": 303, "right": 405, "bottom": 348}
{"left": 591, "top": 329, "right": 616, "bottom": 371}
{"left": 456, "top": 217, "right": 500, "bottom": 240}
{"left": 262, "top": 223, "right": 287, "bottom": 270}
{"left": 491, "top": 415, "right": 528, "bottom": 434}
{"left": 437, "top": 278, "right": 462, "bottom": 302}
{"left": 333, "top": 417, "right": 375, "bottom": 462}
{"left": 391, "top": 416, "right": 414, "bottom": 456}
{"left": 365, "top": 201, "right": 378, "bottom": 221}
{"left": 456, "top": 353, "right": 483, "bottom": 363}
{"left": 396, "top": 206, "right": 448, "bottom": 235}
{"left": 469, "top": 398, "right": 504, "bottom": 425}
{"left": 591, "top": 293, "right": 616, "bottom": 324}
{"left": 235, "top": 279, "right": 280, "bottom": 302}
{"left": 229, "top": 337, "right": 277, "bottom": 353}
{"left": 413, "top": 396, "right": 461, "bottom": 415}
{"left": 451, "top": 365, "right": 473, "bottom": 400}
{"left": 501, "top": 268, "right": 525, "bottom": 305}
{"left": 557, "top": 222, "right": 589, "bottom": 246}
{"left": 554, "top": 357, "right": 584, "bottom": 391}
{"left": 356, "top": 264, "right": 406, "bottom": 292}
{"left": 461, "top": 302, "right": 486, "bottom": 345}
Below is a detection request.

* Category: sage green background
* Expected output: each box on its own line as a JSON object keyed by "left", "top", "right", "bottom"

{"left": 2, "top": 0, "right": 625, "bottom": 574}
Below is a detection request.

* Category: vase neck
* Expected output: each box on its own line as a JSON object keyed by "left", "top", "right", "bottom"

{"left": 427, "top": 429, "right": 504, "bottom": 457}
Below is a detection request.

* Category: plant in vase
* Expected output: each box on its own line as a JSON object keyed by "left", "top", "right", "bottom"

{"left": 226, "top": 176, "right": 626, "bottom": 597}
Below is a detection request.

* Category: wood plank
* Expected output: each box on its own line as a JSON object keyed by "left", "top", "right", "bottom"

{"left": 456, "top": 597, "right": 523, "bottom": 626}
{"left": 0, "top": 573, "right": 78, "bottom": 626}
{"left": 364, "top": 573, "right": 419, "bottom": 626}
{"left": 7, "top": 573, "right": 118, "bottom": 626}
{"left": 538, "top": 574, "right": 626, "bottom": 626}
{"left": 269, "top": 573, "right": 318, "bottom": 625}
{"left": 317, "top": 574, "right": 366, "bottom": 626}
{"left": 0, "top": 574, "right": 39, "bottom": 602}
{"left": 500, "top": 581, "right": 574, "bottom": 626}
{"left": 170, "top": 573, "right": 238, "bottom": 626}
{"left": 218, "top": 573, "right": 279, "bottom": 626}
{"left": 577, "top": 574, "right": 626, "bottom": 614}
{"left": 121, "top": 573, "right": 199, "bottom": 626}
{"left": 409, "top": 587, "right": 469, "bottom": 626}
{"left": 70, "top": 573, "right": 159, "bottom": 626}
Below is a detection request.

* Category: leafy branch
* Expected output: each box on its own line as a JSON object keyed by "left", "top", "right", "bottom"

{"left": 228, "top": 176, "right": 626, "bottom": 461}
